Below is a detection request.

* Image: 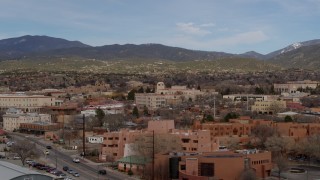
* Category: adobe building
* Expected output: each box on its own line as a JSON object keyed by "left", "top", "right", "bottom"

{"left": 99, "top": 120, "right": 220, "bottom": 162}
{"left": 174, "top": 150, "right": 272, "bottom": 180}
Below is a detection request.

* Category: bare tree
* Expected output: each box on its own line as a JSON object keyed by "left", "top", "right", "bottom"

{"left": 265, "top": 135, "right": 294, "bottom": 157}
{"left": 132, "top": 133, "right": 182, "bottom": 158}
{"left": 105, "top": 114, "right": 125, "bottom": 132}
{"left": 299, "top": 134, "right": 320, "bottom": 158}
{"left": 85, "top": 116, "right": 100, "bottom": 131}
{"left": 225, "top": 138, "right": 240, "bottom": 151}
{"left": 239, "top": 169, "right": 257, "bottom": 180}
{"left": 251, "top": 125, "right": 276, "bottom": 149}
{"left": 10, "top": 139, "right": 38, "bottom": 166}
{"left": 274, "top": 156, "right": 289, "bottom": 180}
{"left": 64, "top": 129, "right": 77, "bottom": 146}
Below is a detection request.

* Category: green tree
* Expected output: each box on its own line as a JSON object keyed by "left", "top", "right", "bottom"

{"left": 138, "top": 87, "right": 144, "bottom": 93}
{"left": 143, "top": 106, "right": 149, "bottom": 116}
{"left": 127, "top": 89, "right": 136, "bottom": 100}
{"left": 284, "top": 115, "right": 293, "bottom": 122}
{"left": 223, "top": 112, "right": 239, "bottom": 122}
{"left": 132, "top": 106, "right": 139, "bottom": 118}
{"left": 146, "top": 87, "right": 152, "bottom": 93}
{"left": 255, "top": 87, "right": 264, "bottom": 94}
{"left": 95, "top": 108, "right": 105, "bottom": 127}
{"left": 203, "top": 114, "right": 214, "bottom": 122}
{"left": 270, "top": 85, "right": 275, "bottom": 94}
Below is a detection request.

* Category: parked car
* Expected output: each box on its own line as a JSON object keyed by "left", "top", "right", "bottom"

{"left": 57, "top": 173, "right": 67, "bottom": 178}
{"left": 72, "top": 157, "right": 80, "bottom": 163}
{"left": 73, "top": 172, "right": 80, "bottom": 177}
{"left": 13, "top": 155, "right": 21, "bottom": 160}
{"left": 98, "top": 170, "right": 107, "bottom": 175}
{"left": 25, "top": 159, "right": 34, "bottom": 164}
{"left": 63, "top": 166, "right": 69, "bottom": 171}
{"left": 46, "top": 145, "right": 52, "bottom": 149}
{"left": 0, "top": 155, "right": 6, "bottom": 159}
{"left": 67, "top": 169, "right": 75, "bottom": 174}
{"left": 47, "top": 167, "right": 56, "bottom": 173}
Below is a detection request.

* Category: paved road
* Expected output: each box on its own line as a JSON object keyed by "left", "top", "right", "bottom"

{"left": 269, "top": 165, "right": 320, "bottom": 180}
{"left": 10, "top": 133, "right": 136, "bottom": 180}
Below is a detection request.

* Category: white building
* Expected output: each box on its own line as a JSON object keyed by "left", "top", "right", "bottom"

{"left": 0, "top": 93, "right": 57, "bottom": 112}
{"left": 274, "top": 80, "right": 319, "bottom": 93}
{"left": 81, "top": 101, "right": 124, "bottom": 116}
{"left": 135, "top": 82, "right": 204, "bottom": 110}
{"left": 87, "top": 136, "right": 104, "bottom": 144}
{"left": 223, "top": 94, "right": 279, "bottom": 102}
{"left": 3, "top": 108, "right": 51, "bottom": 131}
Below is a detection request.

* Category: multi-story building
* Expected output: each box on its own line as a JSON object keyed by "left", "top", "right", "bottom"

{"left": 274, "top": 80, "right": 319, "bottom": 93}
{"left": 197, "top": 116, "right": 320, "bottom": 141}
{"left": 135, "top": 82, "right": 204, "bottom": 110}
{"left": 99, "top": 120, "right": 220, "bottom": 162}
{"left": 251, "top": 100, "right": 286, "bottom": 115}
{"left": 3, "top": 108, "right": 51, "bottom": 131}
{"left": 176, "top": 150, "right": 272, "bottom": 180}
{"left": 223, "top": 94, "right": 278, "bottom": 102}
{"left": 0, "top": 93, "right": 56, "bottom": 112}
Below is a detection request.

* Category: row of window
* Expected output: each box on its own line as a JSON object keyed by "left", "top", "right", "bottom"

{"left": 252, "top": 159, "right": 269, "bottom": 165}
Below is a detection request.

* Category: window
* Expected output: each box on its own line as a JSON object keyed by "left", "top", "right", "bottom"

{"left": 201, "top": 163, "right": 214, "bottom": 176}
{"left": 181, "top": 165, "right": 186, "bottom": 170}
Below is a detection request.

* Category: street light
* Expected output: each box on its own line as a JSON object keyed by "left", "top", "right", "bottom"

{"left": 97, "top": 164, "right": 100, "bottom": 180}
{"left": 55, "top": 148, "right": 58, "bottom": 169}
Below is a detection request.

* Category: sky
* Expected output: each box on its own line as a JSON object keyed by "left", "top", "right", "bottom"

{"left": 0, "top": 0, "right": 320, "bottom": 54}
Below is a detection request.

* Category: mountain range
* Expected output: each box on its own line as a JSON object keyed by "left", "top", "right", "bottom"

{"left": 0, "top": 35, "right": 320, "bottom": 71}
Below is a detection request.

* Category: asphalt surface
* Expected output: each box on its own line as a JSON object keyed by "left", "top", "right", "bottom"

{"left": 10, "top": 133, "right": 137, "bottom": 180}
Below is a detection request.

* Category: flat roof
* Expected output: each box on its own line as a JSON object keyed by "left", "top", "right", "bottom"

{"left": 0, "top": 160, "right": 40, "bottom": 180}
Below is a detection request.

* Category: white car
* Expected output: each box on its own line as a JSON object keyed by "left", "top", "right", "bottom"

{"left": 73, "top": 172, "right": 80, "bottom": 177}
{"left": 72, "top": 158, "right": 80, "bottom": 163}
{"left": 13, "top": 155, "right": 21, "bottom": 160}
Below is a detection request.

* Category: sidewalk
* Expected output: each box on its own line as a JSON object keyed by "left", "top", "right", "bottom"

{"left": 80, "top": 157, "right": 140, "bottom": 180}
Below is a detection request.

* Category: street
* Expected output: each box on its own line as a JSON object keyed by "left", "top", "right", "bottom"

{"left": 10, "top": 133, "right": 137, "bottom": 180}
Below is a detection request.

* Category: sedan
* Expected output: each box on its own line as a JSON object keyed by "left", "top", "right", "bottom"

{"left": 73, "top": 172, "right": 80, "bottom": 177}
{"left": 72, "top": 158, "right": 80, "bottom": 163}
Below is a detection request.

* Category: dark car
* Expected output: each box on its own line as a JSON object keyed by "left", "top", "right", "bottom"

{"left": 98, "top": 170, "right": 107, "bottom": 175}
{"left": 63, "top": 166, "right": 69, "bottom": 171}
{"left": 46, "top": 145, "right": 52, "bottom": 149}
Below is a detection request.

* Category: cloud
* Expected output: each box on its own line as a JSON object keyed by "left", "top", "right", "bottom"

{"left": 212, "top": 30, "right": 268, "bottom": 46}
{"left": 160, "top": 30, "right": 269, "bottom": 53}
{"left": 199, "top": 23, "right": 215, "bottom": 27}
{"left": 176, "top": 22, "right": 211, "bottom": 36}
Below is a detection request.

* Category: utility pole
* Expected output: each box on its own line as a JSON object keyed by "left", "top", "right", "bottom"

{"left": 152, "top": 130, "right": 155, "bottom": 180}
{"left": 55, "top": 150, "right": 58, "bottom": 169}
{"left": 246, "top": 94, "right": 249, "bottom": 111}
{"left": 213, "top": 95, "right": 216, "bottom": 119}
{"left": 62, "top": 111, "right": 65, "bottom": 143}
{"left": 82, "top": 114, "right": 86, "bottom": 157}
